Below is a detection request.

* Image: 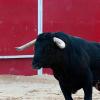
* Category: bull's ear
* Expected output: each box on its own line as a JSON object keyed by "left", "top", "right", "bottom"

{"left": 53, "top": 37, "right": 66, "bottom": 49}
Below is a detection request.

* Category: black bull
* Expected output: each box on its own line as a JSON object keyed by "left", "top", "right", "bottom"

{"left": 17, "top": 32, "right": 100, "bottom": 100}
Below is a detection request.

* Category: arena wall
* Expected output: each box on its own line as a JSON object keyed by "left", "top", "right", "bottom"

{"left": 0, "top": 0, "right": 100, "bottom": 75}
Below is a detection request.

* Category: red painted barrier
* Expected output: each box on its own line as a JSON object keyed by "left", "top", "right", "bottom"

{"left": 0, "top": 0, "right": 100, "bottom": 75}
{"left": 43, "top": 0, "right": 100, "bottom": 41}
{"left": 0, "top": 0, "right": 37, "bottom": 75}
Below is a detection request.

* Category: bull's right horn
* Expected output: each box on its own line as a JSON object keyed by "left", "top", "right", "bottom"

{"left": 53, "top": 37, "right": 66, "bottom": 49}
{"left": 16, "top": 39, "right": 36, "bottom": 51}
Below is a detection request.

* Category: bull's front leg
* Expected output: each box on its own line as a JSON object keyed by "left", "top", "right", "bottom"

{"left": 59, "top": 82, "right": 73, "bottom": 100}
{"left": 83, "top": 84, "right": 92, "bottom": 100}
{"left": 83, "top": 73, "right": 93, "bottom": 100}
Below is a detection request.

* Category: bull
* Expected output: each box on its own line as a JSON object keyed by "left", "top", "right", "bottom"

{"left": 16, "top": 32, "right": 100, "bottom": 100}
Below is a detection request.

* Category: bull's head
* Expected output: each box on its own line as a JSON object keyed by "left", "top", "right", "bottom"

{"left": 16, "top": 32, "right": 66, "bottom": 69}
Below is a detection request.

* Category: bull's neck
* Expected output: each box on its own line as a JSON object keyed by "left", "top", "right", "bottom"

{"left": 51, "top": 63, "right": 66, "bottom": 74}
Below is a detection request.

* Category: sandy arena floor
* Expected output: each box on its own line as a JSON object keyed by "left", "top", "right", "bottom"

{"left": 0, "top": 75, "right": 100, "bottom": 100}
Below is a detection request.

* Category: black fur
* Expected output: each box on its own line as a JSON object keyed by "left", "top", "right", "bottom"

{"left": 32, "top": 32, "right": 100, "bottom": 100}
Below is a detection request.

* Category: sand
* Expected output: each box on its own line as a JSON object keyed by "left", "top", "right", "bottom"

{"left": 0, "top": 75, "right": 99, "bottom": 100}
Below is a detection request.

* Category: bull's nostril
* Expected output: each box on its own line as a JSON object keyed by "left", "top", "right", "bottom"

{"left": 33, "top": 55, "right": 41, "bottom": 64}
{"left": 33, "top": 58, "right": 38, "bottom": 64}
{"left": 32, "top": 57, "right": 40, "bottom": 69}
{"left": 32, "top": 63, "right": 41, "bottom": 69}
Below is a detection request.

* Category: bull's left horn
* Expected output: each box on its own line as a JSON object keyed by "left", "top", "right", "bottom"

{"left": 53, "top": 37, "right": 66, "bottom": 49}
{"left": 16, "top": 39, "right": 36, "bottom": 51}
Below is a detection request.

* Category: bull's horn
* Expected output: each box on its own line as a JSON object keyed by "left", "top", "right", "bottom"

{"left": 16, "top": 39, "right": 36, "bottom": 51}
{"left": 53, "top": 37, "right": 66, "bottom": 49}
